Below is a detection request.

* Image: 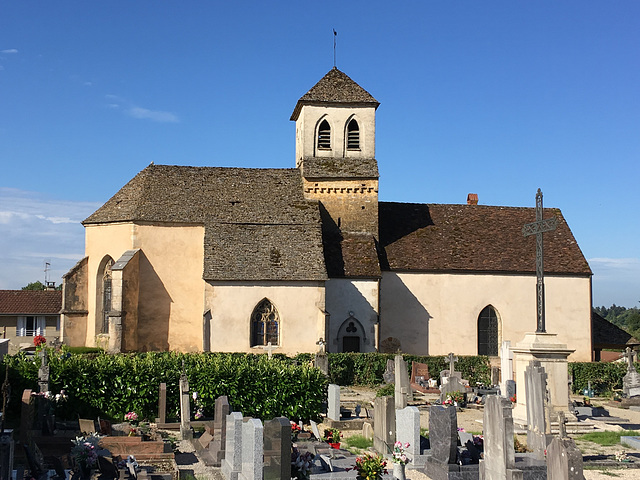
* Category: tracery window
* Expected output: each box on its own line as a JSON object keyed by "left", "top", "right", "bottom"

{"left": 477, "top": 305, "right": 499, "bottom": 356}
{"left": 251, "top": 299, "right": 279, "bottom": 346}
{"left": 100, "top": 258, "right": 114, "bottom": 334}
{"left": 317, "top": 120, "right": 331, "bottom": 149}
{"left": 347, "top": 119, "right": 360, "bottom": 150}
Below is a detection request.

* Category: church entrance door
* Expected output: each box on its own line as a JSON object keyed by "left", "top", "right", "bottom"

{"left": 342, "top": 336, "right": 360, "bottom": 353}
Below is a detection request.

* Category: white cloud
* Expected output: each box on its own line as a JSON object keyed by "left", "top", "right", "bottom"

{"left": 589, "top": 257, "right": 640, "bottom": 308}
{"left": 1, "top": 49, "right": 18, "bottom": 54}
{"left": 127, "top": 106, "right": 179, "bottom": 123}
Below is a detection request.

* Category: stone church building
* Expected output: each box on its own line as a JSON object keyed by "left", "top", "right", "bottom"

{"left": 61, "top": 68, "right": 593, "bottom": 360}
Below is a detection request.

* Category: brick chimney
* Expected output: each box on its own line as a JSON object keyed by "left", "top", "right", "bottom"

{"left": 467, "top": 193, "right": 478, "bottom": 205}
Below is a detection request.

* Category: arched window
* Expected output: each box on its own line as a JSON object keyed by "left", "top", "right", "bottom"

{"left": 347, "top": 119, "right": 360, "bottom": 150}
{"left": 98, "top": 257, "right": 114, "bottom": 334}
{"left": 317, "top": 120, "right": 331, "bottom": 149}
{"left": 477, "top": 305, "right": 499, "bottom": 356}
{"left": 251, "top": 299, "right": 279, "bottom": 347}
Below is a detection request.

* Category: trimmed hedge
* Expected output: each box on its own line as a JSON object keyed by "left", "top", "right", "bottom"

{"left": 569, "top": 361, "right": 635, "bottom": 396}
{"left": 2, "top": 351, "right": 327, "bottom": 423}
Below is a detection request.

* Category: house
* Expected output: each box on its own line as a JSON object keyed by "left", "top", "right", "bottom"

{"left": 61, "top": 68, "right": 593, "bottom": 360}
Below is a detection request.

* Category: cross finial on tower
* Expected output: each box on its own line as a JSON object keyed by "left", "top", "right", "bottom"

{"left": 333, "top": 29, "right": 337, "bottom": 68}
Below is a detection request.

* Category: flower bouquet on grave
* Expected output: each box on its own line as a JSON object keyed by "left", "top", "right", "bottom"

{"left": 323, "top": 427, "right": 342, "bottom": 448}
{"left": 391, "top": 441, "right": 410, "bottom": 465}
{"left": 291, "top": 445, "right": 314, "bottom": 480}
{"left": 33, "top": 334, "right": 47, "bottom": 349}
{"left": 352, "top": 452, "right": 387, "bottom": 480}
{"left": 444, "top": 391, "right": 465, "bottom": 406}
{"left": 71, "top": 432, "right": 102, "bottom": 476}
{"left": 290, "top": 421, "right": 302, "bottom": 441}
{"left": 192, "top": 391, "right": 205, "bottom": 420}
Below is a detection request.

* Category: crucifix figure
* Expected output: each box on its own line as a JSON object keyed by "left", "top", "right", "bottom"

{"left": 522, "top": 188, "right": 557, "bottom": 333}
{"left": 446, "top": 352, "right": 458, "bottom": 375}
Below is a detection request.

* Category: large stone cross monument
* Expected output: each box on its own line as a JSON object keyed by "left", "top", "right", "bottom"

{"left": 512, "top": 189, "right": 575, "bottom": 425}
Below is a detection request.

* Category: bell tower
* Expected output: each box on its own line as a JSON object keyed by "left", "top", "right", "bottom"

{"left": 290, "top": 68, "right": 380, "bottom": 235}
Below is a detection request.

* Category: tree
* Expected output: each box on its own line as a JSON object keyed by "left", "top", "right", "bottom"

{"left": 22, "top": 281, "right": 46, "bottom": 291}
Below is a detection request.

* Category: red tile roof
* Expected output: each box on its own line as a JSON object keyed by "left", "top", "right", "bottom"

{"left": 0, "top": 290, "right": 62, "bottom": 315}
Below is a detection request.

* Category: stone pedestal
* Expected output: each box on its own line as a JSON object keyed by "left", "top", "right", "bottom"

{"left": 511, "top": 332, "right": 575, "bottom": 425}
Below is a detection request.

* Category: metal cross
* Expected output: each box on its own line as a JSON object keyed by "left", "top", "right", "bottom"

{"left": 522, "top": 189, "right": 557, "bottom": 333}
{"left": 446, "top": 352, "right": 458, "bottom": 374}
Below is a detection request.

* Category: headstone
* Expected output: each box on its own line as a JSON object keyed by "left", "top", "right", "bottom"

{"left": 546, "top": 435, "right": 584, "bottom": 480}
{"left": 179, "top": 368, "right": 192, "bottom": 440}
{"left": 198, "top": 431, "right": 214, "bottom": 449}
{"left": 362, "top": 422, "right": 373, "bottom": 440}
{"left": 505, "top": 380, "right": 516, "bottom": 401}
{"left": 382, "top": 359, "right": 395, "bottom": 384}
{"left": 209, "top": 395, "right": 231, "bottom": 466}
{"left": 479, "top": 396, "right": 522, "bottom": 480}
{"left": 525, "top": 360, "right": 552, "bottom": 460}
{"left": 500, "top": 341, "right": 514, "bottom": 397}
{"left": 222, "top": 412, "right": 243, "bottom": 480}
{"left": 19, "top": 389, "right": 34, "bottom": 445}
{"left": 491, "top": 366, "right": 500, "bottom": 386}
{"left": 0, "top": 430, "right": 14, "bottom": 480}
{"left": 428, "top": 405, "right": 457, "bottom": 464}
{"left": 439, "top": 376, "right": 467, "bottom": 405}
{"left": 327, "top": 384, "right": 340, "bottom": 421}
{"left": 314, "top": 353, "right": 329, "bottom": 376}
{"left": 240, "top": 418, "right": 263, "bottom": 480}
{"left": 310, "top": 420, "right": 321, "bottom": 440}
{"left": 395, "top": 406, "right": 420, "bottom": 458}
{"left": 411, "top": 361, "right": 430, "bottom": 386}
{"left": 622, "top": 347, "right": 640, "bottom": 398}
{"left": 394, "top": 355, "right": 413, "bottom": 409}
{"left": 156, "top": 383, "right": 166, "bottom": 423}
{"left": 37, "top": 349, "right": 49, "bottom": 393}
{"left": 263, "top": 417, "right": 290, "bottom": 480}
{"left": 78, "top": 419, "right": 96, "bottom": 434}
{"left": 373, "top": 396, "right": 395, "bottom": 454}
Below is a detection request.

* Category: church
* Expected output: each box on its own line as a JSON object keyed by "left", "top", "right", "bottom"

{"left": 60, "top": 68, "right": 593, "bottom": 361}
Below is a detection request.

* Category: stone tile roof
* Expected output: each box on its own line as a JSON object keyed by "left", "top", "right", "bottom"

{"left": 302, "top": 157, "right": 379, "bottom": 179}
{"left": 323, "top": 232, "right": 381, "bottom": 278}
{"left": 84, "top": 165, "right": 327, "bottom": 282}
{"left": 0, "top": 290, "right": 62, "bottom": 315}
{"left": 290, "top": 67, "right": 379, "bottom": 120}
{"left": 378, "top": 202, "right": 592, "bottom": 275}
{"left": 592, "top": 311, "right": 638, "bottom": 349}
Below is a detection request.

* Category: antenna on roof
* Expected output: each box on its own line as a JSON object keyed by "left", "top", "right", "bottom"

{"left": 333, "top": 29, "right": 337, "bottom": 68}
{"left": 44, "top": 260, "right": 51, "bottom": 285}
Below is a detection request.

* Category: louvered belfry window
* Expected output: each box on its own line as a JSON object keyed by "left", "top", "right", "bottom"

{"left": 347, "top": 119, "right": 360, "bottom": 150}
{"left": 251, "top": 299, "right": 279, "bottom": 346}
{"left": 317, "top": 120, "right": 331, "bottom": 149}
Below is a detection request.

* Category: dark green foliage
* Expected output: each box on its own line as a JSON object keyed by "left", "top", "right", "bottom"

{"left": 569, "top": 361, "right": 635, "bottom": 395}
{"left": 594, "top": 305, "right": 640, "bottom": 340}
{"left": 376, "top": 383, "right": 394, "bottom": 397}
{"left": 2, "top": 351, "right": 327, "bottom": 424}
{"left": 65, "top": 347, "right": 104, "bottom": 354}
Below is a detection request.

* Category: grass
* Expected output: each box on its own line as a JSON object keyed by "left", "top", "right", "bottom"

{"left": 343, "top": 434, "right": 373, "bottom": 449}
{"left": 577, "top": 430, "right": 640, "bottom": 446}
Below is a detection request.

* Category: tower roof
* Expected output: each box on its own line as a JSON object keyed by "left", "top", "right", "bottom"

{"left": 290, "top": 67, "right": 379, "bottom": 120}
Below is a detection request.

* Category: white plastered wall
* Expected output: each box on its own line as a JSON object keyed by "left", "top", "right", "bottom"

{"left": 380, "top": 272, "right": 592, "bottom": 361}
{"left": 204, "top": 281, "right": 326, "bottom": 355}
{"left": 325, "top": 278, "right": 379, "bottom": 353}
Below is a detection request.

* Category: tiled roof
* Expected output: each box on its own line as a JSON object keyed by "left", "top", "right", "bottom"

{"left": 84, "top": 165, "right": 327, "bottom": 282}
{"left": 323, "top": 231, "right": 381, "bottom": 278}
{"left": 291, "top": 68, "right": 379, "bottom": 120}
{"left": 379, "top": 202, "right": 592, "bottom": 275}
{"left": 592, "top": 311, "right": 638, "bottom": 349}
{"left": 0, "top": 290, "right": 62, "bottom": 315}
{"left": 302, "top": 157, "right": 379, "bottom": 179}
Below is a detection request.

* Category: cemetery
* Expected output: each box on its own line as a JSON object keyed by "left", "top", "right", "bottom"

{"left": 1, "top": 344, "right": 640, "bottom": 480}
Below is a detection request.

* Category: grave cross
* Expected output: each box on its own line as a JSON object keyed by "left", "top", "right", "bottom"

{"left": 557, "top": 411, "right": 568, "bottom": 439}
{"left": 446, "top": 352, "right": 458, "bottom": 374}
{"left": 37, "top": 349, "right": 49, "bottom": 393}
{"left": 623, "top": 347, "right": 637, "bottom": 373}
{"left": 522, "top": 188, "right": 557, "bottom": 333}
{"left": 262, "top": 341, "right": 275, "bottom": 359}
{"left": 316, "top": 337, "right": 327, "bottom": 354}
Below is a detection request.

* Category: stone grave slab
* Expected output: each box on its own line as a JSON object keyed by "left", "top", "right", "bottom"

{"left": 411, "top": 361, "right": 440, "bottom": 394}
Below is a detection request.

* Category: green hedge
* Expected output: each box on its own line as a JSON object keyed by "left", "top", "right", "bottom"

{"left": 2, "top": 351, "right": 327, "bottom": 424}
{"left": 569, "top": 361, "right": 635, "bottom": 396}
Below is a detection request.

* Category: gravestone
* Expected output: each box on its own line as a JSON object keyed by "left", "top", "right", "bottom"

{"left": 525, "top": 361, "right": 552, "bottom": 460}
{"left": 411, "top": 361, "right": 430, "bottom": 385}
{"left": 479, "top": 396, "right": 522, "bottom": 480}
{"left": 263, "top": 417, "right": 291, "bottom": 480}
{"left": 155, "top": 382, "right": 166, "bottom": 424}
{"left": 439, "top": 376, "right": 467, "bottom": 405}
{"left": 37, "top": 350, "right": 49, "bottom": 394}
{"left": 179, "top": 368, "right": 192, "bottom": 440}
{"left": 36, "top": 350, "right": 51, "bottom": 432}
{"left": 222, "top": 412, "right": 243, "bottom": 480}
{"left": 362, "top": 422, "right": 373, "bottom": 441}
{"left": 383, "top": 359, "right": 395, "bottom": 384}
{"left": 240, "top": 418, "right": 263, "bottom": 480}
{"left": 394, "top": 355, "right": 413, "bottom": 409}
{"left": 0, "top": 430, "right": 13, "bottom": 480}
{"left": 19, "top": 389, "right": 34, "bottom": 446}
{"left": 546, "top": 435, "right": 584, "bottom": 480}
{"left": 395, "top": 406, "right": 420, "bottom": 459}
{"left": 428, "top": 405, "right": 457, "bottom": 464}
{"left": 209, "top": 395, "right": 231, "bottom": 466}
{"left": 500, "top": 341, "right": 514, "bottom": 397}
{"left": 373, "top": 396, "right": 395, "bottom": 454}
{"left": 505, "top": 380, "right": 516, "bottom": 401}
{"left": 314, "top": 338, "right": 329, "bottom": 376}
{"left": 310, "top": 420, "right": 321, "bottom": 440}
{"left": 327, "top": 384, "right": 340, "bottom": 421}
{"left": 622, "top": 347, "right": 640, "bottom": 398}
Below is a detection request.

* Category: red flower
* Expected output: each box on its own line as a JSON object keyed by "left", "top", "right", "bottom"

{"left": 33, "top": 335, "right": 46, "bottom": 347}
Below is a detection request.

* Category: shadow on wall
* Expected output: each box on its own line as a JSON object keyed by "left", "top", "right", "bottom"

{"left": 137, "top": 251, "right": 172, "bottom": 351}
{"left": 329, "top": 280, "right": 378, "bottom": 353}
{"left": 380, "top": 273, "right": 432, "bottom": 355}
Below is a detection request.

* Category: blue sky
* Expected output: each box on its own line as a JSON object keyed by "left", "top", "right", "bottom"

{"left": 1, "top": 1, "right": 638, "bottom": 307}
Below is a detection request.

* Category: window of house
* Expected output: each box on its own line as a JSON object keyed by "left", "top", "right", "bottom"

{"left": 17, "top": 316, "right": 45, "bottom": 336}
{"left": 347, "top": 119, "right": 360, "bottom": 150}
{"left": 251, "top": 299, "right": 279, "bottom": 347}
{"left": 317, "top": 120, "right": 331, "bottom": 149}
{"left": 477, "top": 306, "right": 499, "bottom": 356}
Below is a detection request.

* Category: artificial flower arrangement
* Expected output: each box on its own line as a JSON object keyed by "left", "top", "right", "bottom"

{"left": 192, "top": 391, "right": 205, "bottom": 420}
{"left": 443, "top": 391, "right": 465, "bottom": 406}
{"left": 509, "top": 394, "right": 517, "bottom": 403}
{"left": 124, "top": 411, "right": 138, "bottom": 424}
{"left": 391, "top": 441, "right": 410, "bottom": 464}
{"left": 71, "top": 433, "right": 102, "bottom": 470}
{"left": 33, "top": 335, "right": 47, "bottom": 348}
{"left": 290, "top": 421, "right": 302, "bottom": 441}
{"left": 291, "top": 445, "right": 315, "bottom": 480}
{"left": 32, "top": 389, "right": 68, "bottom": 403}
{"left": 353, "top": 452, "right": 387, "bottom": 480}
{"left": 323, "top": 427, "right": 342, "bottom": 444}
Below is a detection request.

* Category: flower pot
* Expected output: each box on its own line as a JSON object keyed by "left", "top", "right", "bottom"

{"left": 393, "top": 463, "right": 406, "bottom": 480}
{"left": 329, "top": 442, "right": 341, "bottom": 449}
